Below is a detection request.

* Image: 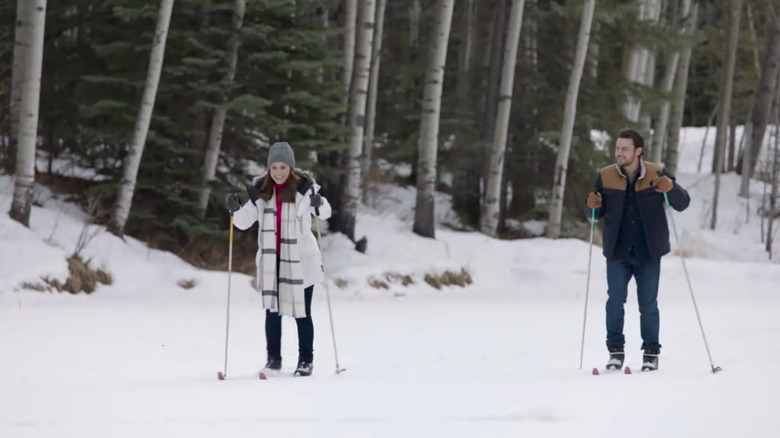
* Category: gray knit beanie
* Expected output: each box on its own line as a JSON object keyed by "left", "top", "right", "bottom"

{"left": 267, "top": 142, "right": 295, "bottom": 169}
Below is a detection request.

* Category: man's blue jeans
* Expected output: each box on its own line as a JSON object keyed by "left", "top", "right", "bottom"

{"left": 605, "top": 258, "right": 661, "bottom": 352}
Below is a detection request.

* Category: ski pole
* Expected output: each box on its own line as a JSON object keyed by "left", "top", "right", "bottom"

{"left": 579, "top": 208, "right": 596, "bottom": 370}
{"left": 663, "top": 192, "right": 722, "bottom": 374}
{"left": 218, "top": 215, "right": 235, "bottom": 381}
{"left": 311, "top": 198, "right": 346, "bottom": 375}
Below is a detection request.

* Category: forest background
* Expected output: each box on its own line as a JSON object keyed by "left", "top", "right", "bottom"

{"left": 3, "top": 0, "right": 779, "bottom": 275}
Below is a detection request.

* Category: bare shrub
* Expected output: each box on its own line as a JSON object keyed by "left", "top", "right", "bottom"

{"left": 177, "top": 279, "right": 197, "bottom": 289}
{"left": 424, "top": 268, "right": 472, "bottom": 290}
{"left": 20, "top": 282, "right": 48, "bottom": 292}
{"left": 43, "top": 255, "right": 113, "bottom": 294}
{"left": 385, "top": 272, "right": 414, "bottom": 286}
{"left": 333, "top": 278, "right": 349, "bottom": 289}
{"left": 73, "top": 195, "right": 104, "bottom": 258}
{"left": 368, "top": 277, "right": 389, "bottom": 289}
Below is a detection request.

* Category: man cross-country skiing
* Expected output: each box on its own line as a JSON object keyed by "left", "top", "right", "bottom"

{"left": 585, "top": 129, "right": 690, "bottom": 371}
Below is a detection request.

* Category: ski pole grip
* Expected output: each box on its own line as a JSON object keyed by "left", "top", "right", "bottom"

{"left": 310, "top": 187, "right": 320, "bottom": 217}
{"left": 655, "top": 170, "right": 672, "bottom": 208}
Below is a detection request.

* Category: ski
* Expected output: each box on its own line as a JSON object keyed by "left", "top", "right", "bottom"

{"left": 590, "top": 365, "right": 663, "bottom": 375}
{"left": 592, "top": 366, "right": 632, "bottom": 375}
{"left": 216, "top": 369, "right": 293, "bottom": 381}
{"left": 259, "top": 370, "right": 281, "bottom": 380}
{"left": 258, "top": 370, "right": 302, "bottom": 379}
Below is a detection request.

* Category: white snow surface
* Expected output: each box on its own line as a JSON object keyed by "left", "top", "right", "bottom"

{"left": 1, "top": 126, "right": 780, "bottom": 437}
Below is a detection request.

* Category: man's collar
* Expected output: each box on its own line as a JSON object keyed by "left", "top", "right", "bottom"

{"left": 615, "top": 158, "right": 645, "bottom": 180}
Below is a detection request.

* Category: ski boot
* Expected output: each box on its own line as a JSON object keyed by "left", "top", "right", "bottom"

{"left": 260, "top": 356, "right": 282, "bottom": 377}
{"left": 606, "top": 346, "right": 625, "bottom": 371}
{"left": 294, "top": 357, "right": 313, "bottom": 377}
{"left": 641, "top": 349, "right": 659, "bottom": 372}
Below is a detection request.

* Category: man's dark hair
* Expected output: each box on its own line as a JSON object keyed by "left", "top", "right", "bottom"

{"left": 617, "top": 129, "right": 645, "bottom": 150}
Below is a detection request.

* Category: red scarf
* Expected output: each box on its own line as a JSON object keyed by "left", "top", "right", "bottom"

{"left": 274, "top": 183, "right": 285, "bottom": 256}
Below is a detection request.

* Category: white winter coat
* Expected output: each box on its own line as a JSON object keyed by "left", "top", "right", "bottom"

{"left": 232, "top": 174, "right": 332, "bottom": 289}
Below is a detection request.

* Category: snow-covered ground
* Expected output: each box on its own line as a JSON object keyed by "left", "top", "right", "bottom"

{"left": 1, "top": 127, "right": 779, "bottom": 437}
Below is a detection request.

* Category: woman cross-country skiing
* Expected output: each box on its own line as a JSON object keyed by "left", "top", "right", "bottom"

{"left": 225, "top": 141, "right": 332, "bottom": 377}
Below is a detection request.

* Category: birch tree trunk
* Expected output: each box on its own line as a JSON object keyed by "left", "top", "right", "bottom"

{"left": 456, "top": 0, "right": 475, "bottom": 102}
{"left": 317, "top": 6, "right": 329, "bottom": 82}
{"left": 481, "top": 0, "right": 508, "bottom": 197}
{"left": 666, "top": 2, "right": 699, "bottom": 175}
{"left": 746, "top": 4, "right": 763, "bottom": 76}
{"left": 711, "top": 0, "right": 742, "bottom": 230}
{"left": 622, "top": 30, "right": 640, "bottom": 118}
{"left": 733, "top": 0, "right": 762, "bottom": 171}
{"left": 588, "top": 21, "right": 599, "bottom": 80}
{"left": 526, "top": 0, "right": 539, "bottom": 71}
{"left": 109, "top": 0, "right": 174, "bottom": 237}
{"left": 741, "top": 12, "right": 780, "bottom": 187}
{"left": 450, "top": 0, "right": 480, "bottom": 227}
{"left": 638, "top": 49, "right": 654, "bottom": 133}
{"left": 765, "top": 97, "right": 780, "bottom": 256}
{"left": 198, "top": 0, "right": 246, "bottom": 218}
{"left": 412, "top": 0, "right": 455, "bottom": 238}
{"left": 623, "top": 0, "right": 655, "bottom": 123}
{"left": 622, "top": 43, "right": 642, "bottom": 122}
{"left": 480, "top": 0, "right": 526, "bottom": 237}
{"left": 735, "top": 2, "right": 771, "bottom": 195}
{"left": 341, "top": 0, "right": 376, "bottom": 241}
{"left": 409, "top": 0, "right": 421, "bottom": 51}
{"left": 7, "top": 0, "right": 33, "bottom": 173}
{"left": 652, "top": 0, "right": 691, "bottom": 163}
{"left": 362, "top": 0, "right": 386, "bottom": 204}
{"left": 638, "top": 0, "right": 661, "bottom": 136}
{"left": 8, "top": 0, "right": 46, "bottom": 227}
{"left": 652, "top": 49, "right": 680, "bottom": 163}
{"left": 480, "top": 3, "right": 497, "bottom": 73}
{"left": 341, "top": 0, "right": 357, "bottom": 114}
{"left": 545, "top": 0, "right": 596, "bottom": 239}
{"left": 728, "top": 112, "right": 737, "bottom": 171}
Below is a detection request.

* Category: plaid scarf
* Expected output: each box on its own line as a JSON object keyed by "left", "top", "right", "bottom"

{"left": 257, "top": 195, "right": 306, "bottom": 318}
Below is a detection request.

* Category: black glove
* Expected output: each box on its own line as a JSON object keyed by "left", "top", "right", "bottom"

{"left": 225, "top": 193, "right": 241, "bottom": 214}
{"left": 310, "top": 193, "right": 322, "bottom": 208}
{"left": 246, "top": 183, "right": 260, "bottom": 205}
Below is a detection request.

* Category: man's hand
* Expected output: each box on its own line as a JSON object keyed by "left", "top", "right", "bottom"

{"left": 586, "top": 192, "right": 602, "bottom": 209}
{"left": 653, "top": 176, "right": 674, "bottom": 193}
